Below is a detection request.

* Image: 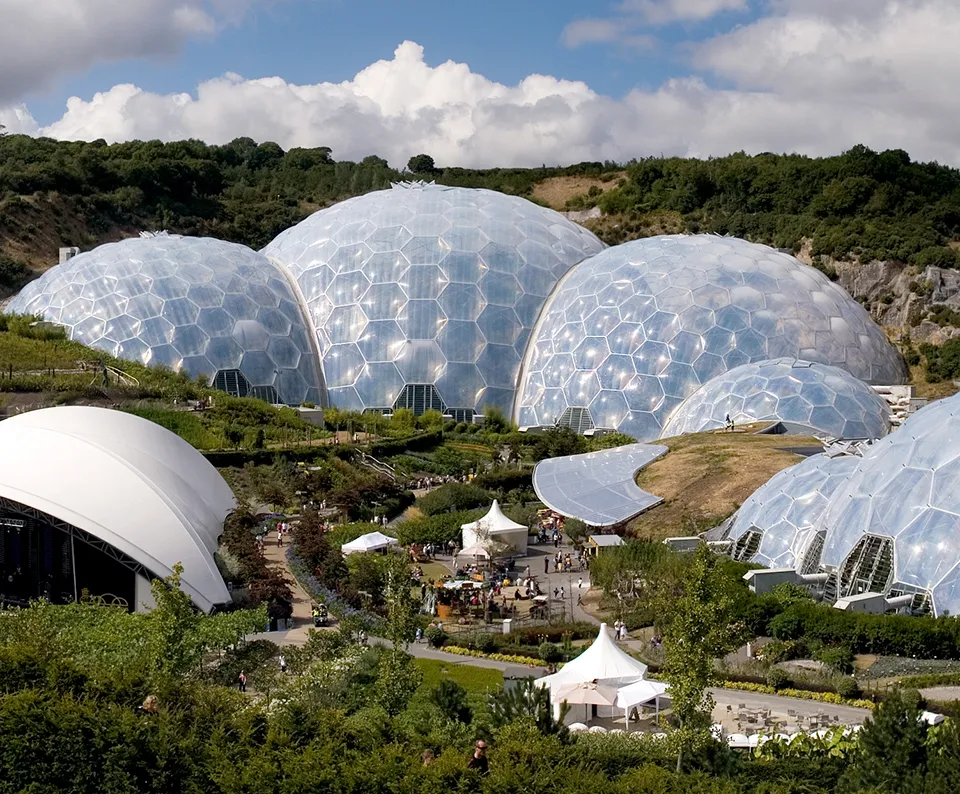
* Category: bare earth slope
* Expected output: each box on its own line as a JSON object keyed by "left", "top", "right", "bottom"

{"left": 628, "top": 426, "right": 818, "bottom": 539}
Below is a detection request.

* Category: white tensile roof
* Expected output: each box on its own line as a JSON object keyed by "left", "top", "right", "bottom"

{"left": 615, "top": 678, "right": 669, "bottom": 709}
{"left": 457, "top": 543, "right": 491, "bottom": 559}
{"left": 536, "top": 623, "right": 648, "bottom": 694}
{"left": 341, "top": 530, "right": 398, "bottom": 553}
{"left": 460, "top": 500, "right": 526, "bottom": 534}
{"left": 0, "top": 406, "right": 235, "bottom": 612}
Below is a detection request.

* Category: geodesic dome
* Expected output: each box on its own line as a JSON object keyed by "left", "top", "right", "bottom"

{"left": 7, "top": 235, "right": 324, "bottom": 406}
{"left": 661, "top": 358, "right": 891, "bottom": 440}
{"left": 726, "top": 453, "right": 860, "bottom": 572}
{"left": 261, "top": 182, "right": 605, "bottom": 418}
{"left": 514, "top": 235, "right": 906, "bottom": 441}
{"left": 819, "top": 392, "right": 960, "bottom": 616}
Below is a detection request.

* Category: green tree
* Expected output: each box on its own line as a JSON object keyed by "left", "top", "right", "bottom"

{"left": 489, "top": 679, "right": 569, "bottom": 738}
{"left": 374, "top": 554, "right": 422, "bottom": 714}
{"left": 146, "top": 563, "right": 202, "bottom": 687}
{"left": 659, "top": 544, "right": 738, "bottom": 772}
{"left": 843, "top": 688, "right": 928, "bottom": 793}
{"left": 429, "top": 679, "right": 473, "bottom": 724}
{"left": 407, "top": 153, "right": 436, "bottom": 174}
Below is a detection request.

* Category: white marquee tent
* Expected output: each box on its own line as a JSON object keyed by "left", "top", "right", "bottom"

{"left": 341, "top": 531, "right": 398, "bottom": 555}
{"left": 460, "top": 500, "right": 528, "bottom": 555}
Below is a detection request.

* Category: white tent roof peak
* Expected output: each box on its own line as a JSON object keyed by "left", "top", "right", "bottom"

{"left": 460, "top": 500, "right": 526, "bottom": 534}
{"left": 536, "top": 623, "right": 648, "bottom": 693}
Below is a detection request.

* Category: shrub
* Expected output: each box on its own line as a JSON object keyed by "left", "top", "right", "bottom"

{"left": 428, "top": 679, "right": 473, "bottom": 724}
{"left": 766, "top": 667, "right": 791, "bottom": 690}
{"left": 815, "top": 645, "right": 855, "bottom": 675}
{"left": 415, "top": 482, "right": 493, "bottom": 516}
{"left": 538, "top": 642, "right": 563, "bottom": 665}
{"left": 836, "top": 677, "right": 862, "bottom": 699}
{"left": 424, "top": 626, "right": 447, "bottom": 648}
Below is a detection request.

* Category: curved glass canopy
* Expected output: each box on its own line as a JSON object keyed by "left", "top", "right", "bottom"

{"left": 532, "top": 442, "right": 668, "bottom": 526}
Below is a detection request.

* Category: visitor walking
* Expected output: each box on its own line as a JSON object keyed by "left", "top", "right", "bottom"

{"left": 544, "top": 557, "right": 549, "bottom": 574}
{"left": 415, "top": 627, "right": 423, "bottom": 644}
{"left": 238, "top": 671, "right": 247, "bottom": 692}
{"left": 279, "top": 654, "right": 287, "bottom": 673}
{"left": 276, "top": 526, "right": 283, "bottom": 547}
{"left": 578, "top": 577, "right": 583, "bottom": 589}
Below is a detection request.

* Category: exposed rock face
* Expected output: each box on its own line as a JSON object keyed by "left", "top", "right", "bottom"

{"left": 794, "top": 241, "right": 960, "bottom": 342}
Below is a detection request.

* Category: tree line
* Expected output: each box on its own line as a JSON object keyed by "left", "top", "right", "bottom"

{"left": 2, "top": 134, "right": 959, "bottom": 276}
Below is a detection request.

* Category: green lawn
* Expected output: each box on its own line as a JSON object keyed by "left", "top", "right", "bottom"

{"left": 413, "top": 658, "right": 502, "bottom": 702}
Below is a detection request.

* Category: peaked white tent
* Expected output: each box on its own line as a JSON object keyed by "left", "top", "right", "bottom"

{"left": 536, "top": 623, "right": 649, "bottom": 721}
{"left": 461, "top": 499, "right": 528, "bottom": 555}
{"left": 537, "top": 623, "right": 647, "bottom": 692}
{"left": 341, "top": 530, "right": 398, "bottom": 555}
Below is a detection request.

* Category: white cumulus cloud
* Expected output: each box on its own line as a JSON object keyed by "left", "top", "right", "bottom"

{"left": 3, "top": 1, "right": 960, "bottom": 168}
{"left": 0, "top": 0, "right": 283, "bottom": 106}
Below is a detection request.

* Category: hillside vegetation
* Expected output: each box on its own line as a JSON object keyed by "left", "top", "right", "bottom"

{"left": 2, "top": 136, "right": 959, "bottom": 285}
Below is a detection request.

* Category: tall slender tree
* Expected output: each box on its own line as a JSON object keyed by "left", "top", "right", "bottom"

{"left": 659, "top": 543, "right": 738, "bottom": 772}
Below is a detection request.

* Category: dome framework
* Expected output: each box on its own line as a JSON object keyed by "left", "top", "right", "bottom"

{"left": 662, "top": 358, "right": 892, "bottom": 441}
{"left": 7, "top": 235, "right": 325, "bottom": 406}
{"left": 262, "top": 182, "right": 605, "bottom": 418}
{"left": 515, "top": 235, "right": 907, "bottom": 441}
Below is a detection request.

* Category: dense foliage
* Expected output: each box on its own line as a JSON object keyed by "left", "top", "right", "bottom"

{"left": 4, "top": 136, "right": 958, "bottom": 282}
{"left": 590, "top": 145, "right": 960, "bottom": 265}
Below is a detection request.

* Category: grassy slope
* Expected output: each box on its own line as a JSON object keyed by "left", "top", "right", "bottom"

{"left": 412, "top": 657, "right": 502, "bottom": 703}
{"left": 628, "top": 426, "right": 818, "bottom": 539}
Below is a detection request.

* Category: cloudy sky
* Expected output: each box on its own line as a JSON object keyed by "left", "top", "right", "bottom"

{"left": 1, "top": 0, "right": 957, "bottom": 168}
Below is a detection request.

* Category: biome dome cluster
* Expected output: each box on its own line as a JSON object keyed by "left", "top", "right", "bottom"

{"left": 6, "top": 186, "right": 904, "bottom": 437}
{"left": 514, "top": 235, "right": 906, "bottom": 441}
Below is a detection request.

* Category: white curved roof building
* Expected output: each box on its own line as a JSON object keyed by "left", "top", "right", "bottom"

{"left": 0, "top": 406, "right": 234, "bottom": 613}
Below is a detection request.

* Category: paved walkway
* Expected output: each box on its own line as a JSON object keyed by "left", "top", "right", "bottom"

{"left": 261, "top": 532, "right": 316, "bottom": 632}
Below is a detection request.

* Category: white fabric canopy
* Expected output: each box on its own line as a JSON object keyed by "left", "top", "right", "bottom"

{"left": 457, "top": 543, "right": 491, "bottom": 559}
{"left": 615, "top": 679, "right": 669, "bottom": 709}
{"left": 536, "top": 623, "right": 648, "bottom": 693}
{"left": 341, "top": 531, "right": 398, "bottom": 554}
{"left": 460, "top": 500, "right": 526, "bottom": 534}
{"left": 553, "top": 681, "right": 620, "bottom": 706}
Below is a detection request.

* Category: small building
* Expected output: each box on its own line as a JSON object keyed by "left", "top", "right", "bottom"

{"left": 588, "top": 534, "right": 624, "bottom": 555}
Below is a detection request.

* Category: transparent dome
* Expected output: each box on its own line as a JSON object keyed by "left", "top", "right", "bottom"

{"left": 515, "top": 235, "right": 906, "bottom": 440}
{"left": 727, "top": 453, "right": 859, "bottom": 571}
{"left": 819, "top": 392, "right": 960, "bottom": 616}
{"left": 662, "top": 358, "right": 891, "bottom": 440}
{"left": 7, "top": 235, "right": 323, "bottom": 405}
{"left": 261, "top": 182, "right": 605, "bottom": 418}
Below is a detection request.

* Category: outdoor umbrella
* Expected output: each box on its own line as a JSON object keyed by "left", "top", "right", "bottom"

{"left": 552, "top": 681, "right": 620, "bottom": 706}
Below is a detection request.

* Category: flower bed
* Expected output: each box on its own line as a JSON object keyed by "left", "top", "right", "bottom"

{"left": 441, "top": 645, "right": 546, "bottom": 667}
{"left": 720, "top": 680, "right": 875, "bottom": 710}
{"left": 286, "top": 547, "right": 386, "bottom": 632}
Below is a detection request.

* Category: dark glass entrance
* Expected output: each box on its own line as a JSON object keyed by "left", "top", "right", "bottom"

{"left": 0, "top": 501, "right": 140, "bottom": 610}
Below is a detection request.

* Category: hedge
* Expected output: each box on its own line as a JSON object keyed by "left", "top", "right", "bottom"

{"left": 441, "top": 645, "right": 546, "bottom": 667}
{"left": 769, "top": 602, "right": 960, "bottom": 659}
{"left": 719, "top": 680, "right": 875, "bottom": 711}
{"left": 473, "top": 468, "right": 533, "bottom": 493}
{"left": 365, "top": 430, "right": 443, "bottom": 457}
